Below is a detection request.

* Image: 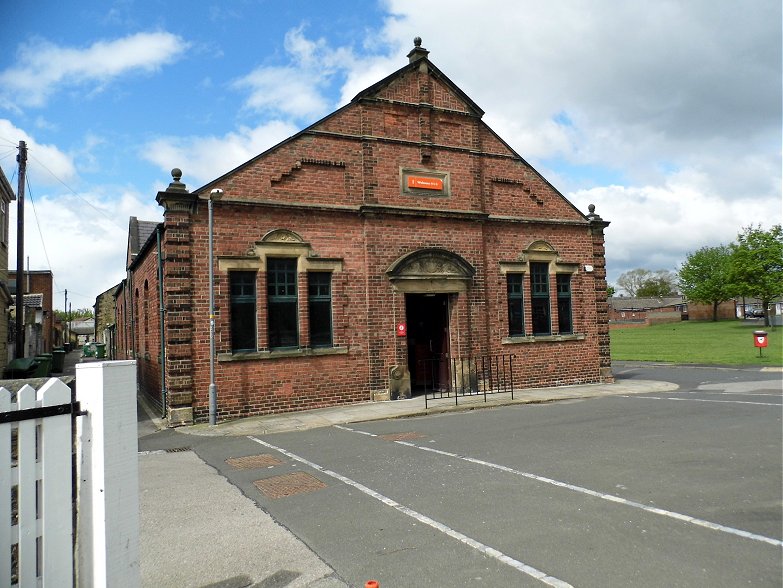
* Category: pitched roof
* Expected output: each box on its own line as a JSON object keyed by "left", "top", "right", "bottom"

{"left": 127, "top": 217, "right": 159, "bottom": 268}
{"left": 192, "top": 39, "right": 588, "bottom": 225}
{"left": 0, "top": 165, "right": 15, "bottom": 202}
{"left": 129, "top": 217, "right": 158, "bottom": 256}
{"left": 23, "top": 293, "right": 43, "bottom": 308}
{"left": 610, "top": 296, "right": 685, "bottom": 311}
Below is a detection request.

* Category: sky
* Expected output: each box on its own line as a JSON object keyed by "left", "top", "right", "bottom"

{"left": 1, "top": 0, "right": 780, "bottom": 311}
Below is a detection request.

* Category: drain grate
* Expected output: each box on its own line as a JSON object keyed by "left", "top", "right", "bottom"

{"left": 380, "top": 432, "right": 425, "bottom": 442}
{"left": 165, "top": 446, "right": 192, "bottom": 453}
{"left": 226, "top": 454, "right": 283, "bottom": 469}
{"left": 254, "top": 472, "right": 327, "bottom": 499}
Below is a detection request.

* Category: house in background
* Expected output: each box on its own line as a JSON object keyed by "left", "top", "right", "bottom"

{"left": 94, "top": 282, "right": 122, "bottom": 359}
{"left": 0, "top": 167, "right": 14, "bottom": 372}
{"left": 609, "top": 296, "right": 686, "bottom": 325}
{"left": 118, "top": 39, "right": 612, "bottom": 426}
{"left": 8, "top": 270, "right": 56, "bottom": 358}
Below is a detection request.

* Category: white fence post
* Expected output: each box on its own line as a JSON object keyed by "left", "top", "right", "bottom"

{"left": 0, "top": 388, "right": 9, "bottom": 584}
{"left": 76, "top": 361, "right": 139, "bottom": 588}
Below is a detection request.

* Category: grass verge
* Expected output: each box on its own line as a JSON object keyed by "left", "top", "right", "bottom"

{"left": 610, "top": 320, "right": 782, "bottom": 366}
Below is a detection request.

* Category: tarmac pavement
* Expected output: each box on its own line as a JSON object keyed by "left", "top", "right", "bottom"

{"left": 135, "top": 374, "right": 678, "bottom": 587}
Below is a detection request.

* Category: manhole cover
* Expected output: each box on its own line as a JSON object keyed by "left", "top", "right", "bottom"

{"left": 226, "top": 454, "right": 283, "bottom": 469}
{"left": 380, "top": 432, "right": 425, "bottom": 442}
{"left": 254, "top": 472, "right": 327, "bottom": 499}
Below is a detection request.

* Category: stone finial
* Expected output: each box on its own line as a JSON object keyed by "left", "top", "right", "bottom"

{"left": 167, "top": 168, "right": 188, "bottom": 193}
{"left": 407, "top": 36, "right": 430, "bottom": 63}
{"left": 586, "top": 203, "right": 610, "bottom": 230}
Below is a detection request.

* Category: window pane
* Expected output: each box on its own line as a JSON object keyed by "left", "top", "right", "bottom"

{"left": 557, "top": 274, "right": 572, "bottom": 334}
{"left": 230, "top": 271, "right": 256, "bottom": 351}
{"left": 308, "top": 272, "right": 332, "bottom": 347}
{"left": 269, "top": 300, "right": 298, "bottom": 348}
{"left": 267, "top": 258, "right": 298, "bottom": 348}
{"left": 530, "top": 263, "right": 550, "bottom": 335}
{"left": 507, "top": 274, "right": 524, "bottom": 336}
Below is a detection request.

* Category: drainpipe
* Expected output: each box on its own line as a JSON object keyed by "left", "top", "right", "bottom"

{"left": 128, "top": 269, "right": 135, "bottom": 358}
{"left": 157, "top": 226, "right": 167, "bottom": 418}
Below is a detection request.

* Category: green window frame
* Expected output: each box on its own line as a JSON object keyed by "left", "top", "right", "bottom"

{"left": 230, "top": 271, "right": 257, "bottom": 352}
{"left": 308, "top": 272, "right": 333, "bottom": 347}
{"left": 267, "top": 258, "right": 299, "bottom": 349}
{"left": 557, "top": 274, "right": 573, "bottom": 334}
{"left": 507, "top": 273, "right": 525, "bottom": 336}
{"left": 530, "top": 262, "right": 550, "bottom": 335}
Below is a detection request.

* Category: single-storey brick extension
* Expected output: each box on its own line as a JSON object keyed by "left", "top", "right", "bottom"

{"left": 116, "top": 39, "right": 612, "bottom": 425}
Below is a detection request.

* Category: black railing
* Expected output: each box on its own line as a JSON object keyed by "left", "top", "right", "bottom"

{"left": 422, "top": 354, "right": 516, "bottom": 408}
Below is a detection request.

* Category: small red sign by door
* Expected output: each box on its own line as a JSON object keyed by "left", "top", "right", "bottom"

{"left": 396, "top": 323, "right": 407, "bottom": 337}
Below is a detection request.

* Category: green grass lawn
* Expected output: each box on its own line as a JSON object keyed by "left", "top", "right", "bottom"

{"left": 610, "top": 320, "right": 783, "bottom": 366}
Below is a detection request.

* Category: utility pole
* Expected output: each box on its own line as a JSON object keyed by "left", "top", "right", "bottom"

{"left": 14, "top": 141, "right": 26, "bottom": 359}
{"left": 64, "top": 288, "right": 68, "bottom": 349}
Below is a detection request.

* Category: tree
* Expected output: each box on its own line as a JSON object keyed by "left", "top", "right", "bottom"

{"left": 617, "top": 268, "right": 678, "bottom": 297}
{"left": 606, "top": 285, "right": 616, "bottom": 297}
{"left": 679, "top": 245, "right": 734, "bottom": 321}
{"left": 637, "top": 275, "right": 677, "bottom": 297}
{"left": 55, "top": 308, "right": 94, "bottom": 320}
{"left": 728, "top": 225, "right": 783, "bottom": 327}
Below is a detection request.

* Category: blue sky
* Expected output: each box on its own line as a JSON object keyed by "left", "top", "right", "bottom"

{"left": 1, "top": 0, "right": 781, "bottom": 310}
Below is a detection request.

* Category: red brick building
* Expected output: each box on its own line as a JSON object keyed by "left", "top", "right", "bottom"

{"left": 9, "top": 269, "right": 56, "bottom": 354}
{"left": 119, "top": 39, "right": 612, "bottom": 425}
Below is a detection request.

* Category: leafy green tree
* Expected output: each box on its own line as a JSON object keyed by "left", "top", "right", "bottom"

{"left": 606, "top": 285, "right": 616, "bottom": 297}
{"left": 728, "top": 225, "right": 783, "bottom": 327}
{"left": 679, "top": 245, "right": 734, "bottom": 321}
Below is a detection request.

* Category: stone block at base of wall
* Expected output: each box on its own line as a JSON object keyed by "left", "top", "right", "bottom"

{"left": 168, "top": 407, "right": 193, "bottom": 427}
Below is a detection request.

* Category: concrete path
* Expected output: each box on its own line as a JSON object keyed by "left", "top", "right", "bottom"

{"left": 139, "top": 449, "right": 347, "bottom": 588}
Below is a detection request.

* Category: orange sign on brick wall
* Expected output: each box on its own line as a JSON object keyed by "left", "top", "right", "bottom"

{"left": 407, "top": 176, "right": 443, "bottom": 190}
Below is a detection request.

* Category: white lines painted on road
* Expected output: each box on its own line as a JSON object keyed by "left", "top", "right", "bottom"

{"left": 334, "top": 425, "right": 783, "bottom": 548}
{"left": 248, "top": 435, "right": 573, "bottom": 588}
{"left": 621, "top": 395, "right": 780, "bottom": 407}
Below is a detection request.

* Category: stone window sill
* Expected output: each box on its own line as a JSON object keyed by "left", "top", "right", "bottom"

{"left": 218, "top": 346, "right": 348, "bottom": 362}
{"left": 502, "top": 333, "right": 586, "bottom": 345}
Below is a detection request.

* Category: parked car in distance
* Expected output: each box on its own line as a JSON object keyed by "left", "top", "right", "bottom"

{"left": 745, "top": 308, "right": 765, "bottom": 318}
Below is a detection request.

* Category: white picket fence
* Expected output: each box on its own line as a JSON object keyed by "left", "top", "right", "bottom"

{"left": 0, "top": 361, "right": 140, "bottom": 588}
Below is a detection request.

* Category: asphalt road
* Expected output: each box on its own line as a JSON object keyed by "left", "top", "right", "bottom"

{"left": 149, "top": 364, "right": 783, "bottom": 587}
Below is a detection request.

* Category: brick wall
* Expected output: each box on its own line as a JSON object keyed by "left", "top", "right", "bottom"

{"left": 126, "top": 46, "right": 611, "bottom": 425}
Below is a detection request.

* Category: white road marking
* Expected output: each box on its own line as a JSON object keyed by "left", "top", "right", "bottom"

{"left": 622, "top": 395, "right": 780, "bottom": 407}
{"left": 690, "top": 391, "right": 782, "bottom": 397}
{"left": 334, "top": 425, "right": 782, "bottom": 548}
{"left": 248, "top": 435, "right": 573, "bottom": 588}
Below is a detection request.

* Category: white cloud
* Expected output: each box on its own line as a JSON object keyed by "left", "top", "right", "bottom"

{"left": 8, "top": 187, "right": 162, "bottom": 311}
{"left": 0, "top": 32, "right": 189, "bottom": 109}
{"left": 232, "top": 26, "right": 357, "bottom": 121}
{"left": 0, "top": 119, "right": 78, "bottom": 185}
{"left": 142, "top": 120, "right": 299, "bottom": 186}
{"left": 569, "top": 179, "right": 782, "bottom": 285}
{"left": 233, "top": 66, "right": 329, "bottom": 120}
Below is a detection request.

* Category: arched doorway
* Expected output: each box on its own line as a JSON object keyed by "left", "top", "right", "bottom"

{"left": 386, "top": 248, "right": 475, "bottom": 393}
